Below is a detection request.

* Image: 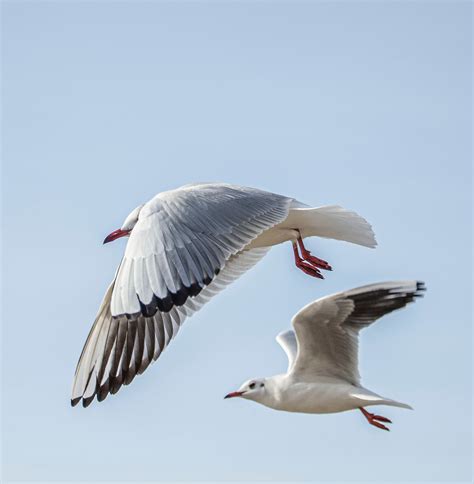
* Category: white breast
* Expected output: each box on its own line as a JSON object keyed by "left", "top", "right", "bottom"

{"left": 246, "top": 227, "right": 300, "bottom": 249}
{"left": 267, "top": 379, "right": 359, "bottom": 414}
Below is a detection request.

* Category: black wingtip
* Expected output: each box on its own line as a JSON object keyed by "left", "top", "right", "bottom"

{"left": 97, "top": 381, "right": 110, "bottom": 402}
{"left": 82, "top": 395, "right": 95, "bottom": 408}
{"left": 71, "top": 397, "right": 81, "bottom": 407}
{"left": 109, "top": 378, "right": 123, "bottom": 395}
{"left": 415, "top": 281, "right": 426, "bottom": 297}
{"left": 416, "top": 281, "right": 426, "bottom": 291}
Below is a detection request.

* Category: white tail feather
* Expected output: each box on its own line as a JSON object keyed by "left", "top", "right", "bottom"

{"left": 293, "top": 205, "right": 377, "bottom": 248}
{"left": 351, "top": 392, "right": 413, "bottom": 410}
{"left": 381, "top": 399, "right": 414, "bottom": 410}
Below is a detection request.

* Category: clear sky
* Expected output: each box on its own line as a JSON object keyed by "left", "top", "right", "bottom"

{"left": 1, "top": 1, "right": 472, "bottom": 482}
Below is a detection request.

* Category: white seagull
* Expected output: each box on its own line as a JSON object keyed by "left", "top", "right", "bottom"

{"left": 225, "top": 281, "right": 425, "bottom": 431}
{"left": 72, "top": 182, "right": 376, "bottom": 407}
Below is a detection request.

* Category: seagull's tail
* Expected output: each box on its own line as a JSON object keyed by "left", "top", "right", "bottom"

{"left": 293, "top": 205, "right": 377, "bottom": 248}
{"left": 351, "top": 391, "right": 413, "bottom": 410}
{"left": 381, "top": 399, "right": 414, "bottom": 410}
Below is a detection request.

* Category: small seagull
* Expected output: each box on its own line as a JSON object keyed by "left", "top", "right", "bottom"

{"left": 225, "top": 281, "right": 425, "bottom": 431}
{"left": 72, "top": 182, "right": 376, "bottom": 407}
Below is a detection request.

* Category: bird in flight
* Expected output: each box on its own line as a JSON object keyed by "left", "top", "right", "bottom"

{"left": 71, "top": 182, "right": 376, "bottom": 407}
{"left": 225, "top": 281, "right": 425, "bottom": 431}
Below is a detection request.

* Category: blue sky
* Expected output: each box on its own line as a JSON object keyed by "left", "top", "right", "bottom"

{"left": 1, "top": 1, "right": 472, "bottom": 482}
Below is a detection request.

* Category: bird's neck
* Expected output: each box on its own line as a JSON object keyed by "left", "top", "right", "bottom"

{"left": 256, "top": 374, "right": 289, "bottom": 410}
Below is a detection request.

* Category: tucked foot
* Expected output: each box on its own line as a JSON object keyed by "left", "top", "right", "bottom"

{"left": 371, "top": 414, "right": 392, "bottom": 423}
{"left": 292, "top": 243, "right": 324, "bottom": 279}
{"left": 296, "top": 260, "right": 324, "bottom": 279}
{"left": 297, "top": 237, "right": 333, "bottom": 271}
{"left": 359, "top": 407, "right": 392, "bottom": 432}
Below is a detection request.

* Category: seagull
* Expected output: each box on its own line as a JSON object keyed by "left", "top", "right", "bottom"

{"left": 225, "top": 281, "right": 425, "bottom": 431}
{"left": 72, "top": 182, "right": 376, "bottom": 407}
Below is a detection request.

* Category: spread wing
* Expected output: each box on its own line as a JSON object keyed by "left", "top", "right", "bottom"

{"left": 110, "top": 183, "right": 292, "bottom": 317}
{"left": 276, "top": 330, "right": 298, "bottom": 372}
{"left": 71, "top": 248, "right": 270, "bottom": 407}
{"left": 290, "top": 281, "right": 425, "bottom": 384}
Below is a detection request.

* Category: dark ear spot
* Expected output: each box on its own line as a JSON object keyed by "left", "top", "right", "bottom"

{"left": 260, "top": 383, "right": 264, "bottom": 387}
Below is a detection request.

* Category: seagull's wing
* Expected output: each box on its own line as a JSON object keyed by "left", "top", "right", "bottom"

{"left": 110, "top": 183, "right": 292, "bottom": 317}
{"left": 276, "top": 330, "right": 298, "bottom": 372}
{"left": 290, "top": 281, "right": 425, "bottom": 384}
{"left": 72, "top": 247, "right": 270, "bottom": 407}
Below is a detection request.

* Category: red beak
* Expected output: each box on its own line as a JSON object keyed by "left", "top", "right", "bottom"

{"left": 224, "top": 391, "right": 245, "bottom": 399}
{"left": 103, "top": 228, "right": 130, "bottom": 244}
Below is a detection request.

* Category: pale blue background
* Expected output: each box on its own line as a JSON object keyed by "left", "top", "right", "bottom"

{"left": 1, "top": 1, "right": 472, "bottom": 482}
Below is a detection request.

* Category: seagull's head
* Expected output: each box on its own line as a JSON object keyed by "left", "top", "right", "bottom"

{"left": 224, "top": 378, "right": 267, "bottom": 403}
{"left": 103, "top": 204, "right": 144, "bottom": 244}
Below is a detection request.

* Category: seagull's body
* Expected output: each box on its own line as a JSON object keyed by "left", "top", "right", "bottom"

{"left": 72, "top": 182, "right": 376, "bottom": 407}
{"left": 252, "top": 376, "right": 391, "bottom": 414}
{"left": 225, "top": 281, "right": 425, "bottom": 431}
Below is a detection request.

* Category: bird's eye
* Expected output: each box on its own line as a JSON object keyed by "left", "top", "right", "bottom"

{"left": 249, "top": 382, "right": 256, "bottom": 389}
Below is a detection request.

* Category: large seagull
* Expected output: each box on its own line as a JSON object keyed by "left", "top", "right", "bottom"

{"left": 71, "top": 182, "right": 376, "bottom": 407}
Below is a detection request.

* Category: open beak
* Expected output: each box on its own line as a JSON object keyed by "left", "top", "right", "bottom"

{"left": 224, "top": 391, "right": 245, "bottom": 399}
{"left": 103, "top": 228, "right": 130, "bottom": 244}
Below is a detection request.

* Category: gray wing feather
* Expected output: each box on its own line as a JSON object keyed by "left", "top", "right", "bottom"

{"left": 110, "top": 184, "right": 292, "bottom": 317}
{"left": 290, "top": 281, "right": 425, "bottom": 384}
{"left": 276, "top": 330, "right": 298, "bottom": 372}
{"left": 71, "top": 247, "right": 270, "bottom": 407}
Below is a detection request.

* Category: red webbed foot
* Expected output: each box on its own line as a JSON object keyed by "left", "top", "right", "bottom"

{"left": 359, "top": 407, "right": 392, "bottom": 432}
{"left": 292, "top": 237, "right": 332, "bottom": 279}
{"left": 297, "top": 238, "right": 333, "bottom": 271}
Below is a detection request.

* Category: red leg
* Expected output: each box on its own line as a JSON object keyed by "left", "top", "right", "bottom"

{"left": 292, "top": 242, "right": 324, "bottom": 279}
{"left": 297, "top": 237, "right": 332, "bottom": 271}
{"left": 359, "top": 407, "right": 392, "bottom": 431}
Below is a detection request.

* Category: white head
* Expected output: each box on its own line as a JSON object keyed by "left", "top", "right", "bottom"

{"left": 224, "top": 378, "right": 267, "bottom": 404}
{"left": 103, "top": 204, "right": 144, "bottom": 244}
